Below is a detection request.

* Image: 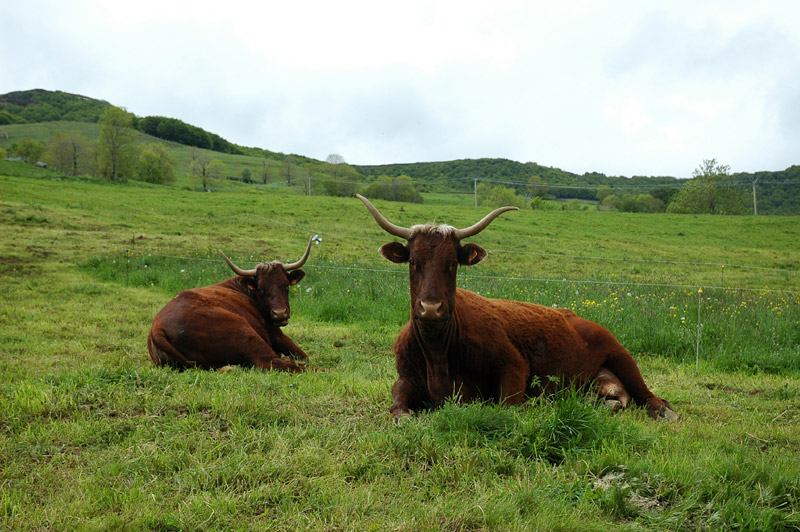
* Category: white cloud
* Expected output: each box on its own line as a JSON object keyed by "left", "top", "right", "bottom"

{"left": 2, "top": 0, "right": 799, "bottom": 177}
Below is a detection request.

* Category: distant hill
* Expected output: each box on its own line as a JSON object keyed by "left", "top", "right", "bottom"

{"left": 0, "top": 89, "right": 250, "bottom": 157}
{"left": 1, "top": 89, "right": 324, "bottom": 164}
{"left": 356, "top": 158, "right": 682, "bottom": 200}
{"left": 357, "top": 159, "right": 800, "bottom": 215}
{"left": 0, "top": 89, "right": 111, "bottom": 124}
{"left": 2, "top": 88, "right": 799, "bottom": 214}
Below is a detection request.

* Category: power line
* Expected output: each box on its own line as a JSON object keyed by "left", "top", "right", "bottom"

{"left": 257, "top": 174, "right": 800, "bottom": 192}
{"left": 490, "top": 249, "right": 799, "bottom": 274}
{"left": 120, "top": 249, "right": 800, "bottom": 295}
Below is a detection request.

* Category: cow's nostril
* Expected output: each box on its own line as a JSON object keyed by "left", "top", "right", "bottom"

{"left": 418, "top": 301, "right": 444, "bottom": 320}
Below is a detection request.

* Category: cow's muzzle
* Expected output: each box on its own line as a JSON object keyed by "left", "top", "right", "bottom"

{"left": 416, "top": 300, "right": 445, "bottom": 321}
{"left": 271, "top": 308, "right": 290, "bottom": 326}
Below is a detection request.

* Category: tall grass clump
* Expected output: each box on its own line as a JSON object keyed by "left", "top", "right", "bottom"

{"left": 426, "top": 387, "right": 649, "bottom": 466}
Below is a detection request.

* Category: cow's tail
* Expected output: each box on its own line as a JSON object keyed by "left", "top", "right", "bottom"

{"left": 147, "top": 327, "right": 193, "bottom": 369}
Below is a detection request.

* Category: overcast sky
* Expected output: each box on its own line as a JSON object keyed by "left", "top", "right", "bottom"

{"left": 2, "top": 1, "right": 799, "bottom": 177}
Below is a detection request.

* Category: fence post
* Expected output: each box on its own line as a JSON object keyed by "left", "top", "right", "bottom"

{"left": 695, "top": 287, "right": 703, "bottom": 373}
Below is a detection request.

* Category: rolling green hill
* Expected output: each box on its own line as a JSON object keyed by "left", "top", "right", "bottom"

{"left": 0, "top": 89, "right": 110, "bottom": 123}
{"left": 2, "top": 88, "right": 799, "bottom": 214}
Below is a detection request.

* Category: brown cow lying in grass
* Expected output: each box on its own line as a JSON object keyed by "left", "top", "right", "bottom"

{"left": 355, "top": 194, "right": 676, "bottom": 421}
{"left": 147, "top": 237, "right": 315, "bottom": 372}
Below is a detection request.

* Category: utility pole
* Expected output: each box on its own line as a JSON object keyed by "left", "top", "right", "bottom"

{"left": 752, "top": 178, "right": 758, "bottom": 216}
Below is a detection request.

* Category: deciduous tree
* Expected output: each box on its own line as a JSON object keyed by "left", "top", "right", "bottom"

{"left": 136, "top": 144, "right": 176, "bottom": 184}
{"left": 259, "top": 157, "right": 271, "bottom": 184}
{"left": 13, "top": 137, "right": 46, "bottom": 164}
{"left": 98, "top": 106, "right": 138, "bottom": 180}
{"left": 189, "top": 151, "right": 224, "bottom": 190}
{"left": 527, "top": 175, "right": 548, "bottom": 198}
{"left": 477, "top": 183, "right": 525, "bottom": 208}
{"left": 282, "top": 156, "right": 296, "bottom": 186}
{"left": 46, "top": 132, "right": 88, "bottom": 175}
{"left": 596, "top": 185, "right": 613, "bottom": 202}
{"left": 322, "top": 160, "right": 361, "bottom": 197}
{"left": 361, "top": 175, "right": 423, "bottom": 203}
{"left": 667, "top": 159, "right": 748, "bottom": 215}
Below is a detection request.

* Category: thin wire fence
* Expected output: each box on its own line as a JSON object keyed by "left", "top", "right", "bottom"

{"left": 118, "top": 247, "right": 800, "bottom": 297}
{"left": 15, "top": 177, "right": 800, "bottom": 293}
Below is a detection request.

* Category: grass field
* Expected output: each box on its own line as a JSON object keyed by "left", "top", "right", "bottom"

{"left": 2, "top": 167, "right": 800, "bottom": 531}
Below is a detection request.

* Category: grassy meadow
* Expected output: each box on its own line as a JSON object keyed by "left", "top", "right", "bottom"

{"left": 1, "top": 166, "right": 800, "bottom": 531}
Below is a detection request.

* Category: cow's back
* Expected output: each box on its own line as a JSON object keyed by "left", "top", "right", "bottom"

{"left": 147, "top": 280, "right": 265, "bottom": 369}
{"left": 453, "top": 289, "right": 606, "bottom": 382}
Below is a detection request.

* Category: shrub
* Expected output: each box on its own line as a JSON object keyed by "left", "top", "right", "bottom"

{"left": 362, "top": 175, "right": 423, "bottom": 203}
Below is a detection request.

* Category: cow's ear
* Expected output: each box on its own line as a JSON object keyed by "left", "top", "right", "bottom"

{"left": 379, "top": 242, "right": 409, "bottom": 263}
{"left": 458, "top": 243, "right": 487, "bottom": 266}
{"left": 287, "top": 269, "right": 305, "bottom": 286}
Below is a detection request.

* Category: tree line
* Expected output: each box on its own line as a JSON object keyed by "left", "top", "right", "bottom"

{"left": 357, "top": 157, "right": 800, "bottom": 215}
{"left": 137, "top": 116, "right": 242, "bottom": 155}
{"left": 472, "top": 159, "right": 799, "bottom": 215}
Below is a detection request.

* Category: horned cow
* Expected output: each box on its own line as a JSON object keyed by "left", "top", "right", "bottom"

{"left": 147, "top": 236, "right": 315, "bottom": 372}
{"left": 355, "top": 194, "right": 676, "bottom": 421}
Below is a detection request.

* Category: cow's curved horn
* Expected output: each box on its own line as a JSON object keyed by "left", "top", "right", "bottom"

{"left": 355, "top": 194, "right": 412, "bottom": 239}
{"left": 219, "top": 250, "right": 258, "bottom": 277}
{"left": 453, "top": 206, "right": 518, "bottom": 240}
{"left": 282, "top": 235, "right": 314, "bottom": 271}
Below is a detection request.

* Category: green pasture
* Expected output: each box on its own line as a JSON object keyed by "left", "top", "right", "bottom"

{"left": 1, "top": 169, "right": 799, "bottom": 531}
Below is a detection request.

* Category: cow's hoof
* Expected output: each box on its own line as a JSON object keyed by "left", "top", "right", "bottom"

{"left": 391, "top": 407, "right": 412, "bottom": 421}
{"left": 659, "top": 407, "right": 678, "bottom": 422}
{"left": 603, "top": 399, "right": 624, "bottom": 413}
{"left": 393, "top": 412, "right": 412, "bottom": 424}
{"left": 648, "top": 400, "right": 678, "bottom": 422}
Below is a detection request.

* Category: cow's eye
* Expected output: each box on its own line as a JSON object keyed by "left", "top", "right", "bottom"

{"left": 408, "top": 259, "right": 416, "bottom": 267}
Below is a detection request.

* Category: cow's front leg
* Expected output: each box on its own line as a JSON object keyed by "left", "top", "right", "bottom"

{"left": 498, "top": 367, "right": 528, "bottom": 406}
{"left": 245, "top": 340, "right": 306, "bottom": 373}
{"left": 271, "top": 331, "right": 310, "bottom": 361}
{"left": 252, "top": 354, "right": 307, "bottom": 373}
{"left": 390, "top": 377, "right": 425, "bottom": 418}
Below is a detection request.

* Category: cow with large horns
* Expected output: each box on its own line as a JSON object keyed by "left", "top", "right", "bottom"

{"left": 355, "top": 194, "right": 676, "bottom": 420}
{"left": 147, "top": 236, "right": 315, "bottom": 372}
